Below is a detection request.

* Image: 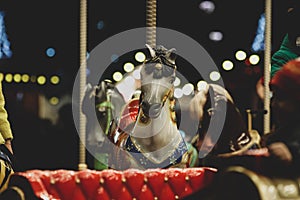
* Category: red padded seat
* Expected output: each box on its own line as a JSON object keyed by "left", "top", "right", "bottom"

{"left": 5, "top": 167, "right": 217, "bottom": 200}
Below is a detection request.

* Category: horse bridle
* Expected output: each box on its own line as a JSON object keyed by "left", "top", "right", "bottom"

{"left": 197, "top": 86, "right": 227, "bottom": 138}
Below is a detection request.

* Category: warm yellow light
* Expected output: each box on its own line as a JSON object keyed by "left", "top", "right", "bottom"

{"left": 21, "top": 74, "right": 30, "bottom": 83}
{"left": 0, "top": 73, "right": 3, "bottom": 81}
{"left": 249, "top": 54, "right": 260, "bottom": 65}
{"left": 112, "top": 71, "right": 123, "bottom": 82}
{"left": 49, "top": 97, "right": 59, "bottom": 105}
{"left": 135, "top": 52, "right": 146, "bottom": 62}
{"left": 30, "top": 76, "right": 37, "bottom": 83}
{"left": 13, "top": 74, "right": 22, "bottom": 83}
{"left": 5, "top": 74, "right": 13, "bottom": 83}
{"left": 123, "top": 62, "right": 135, "bottom": 73}
{"left": 197, "top": 80, "right": 208, "bottom": 91}
{"left": 209, "top": 71, "right": 221, "bottom": 81}
{"left": 235, "top": 50, "right": 247, "bottom": 61}
{"left": 222, "top": 60, "right": 234, "bottom": 71}
{"left": 50, "top": 75, "right": 60, "bottom": 84}
{"left": 37, "top": 76, "right": 46, "bottom": 85}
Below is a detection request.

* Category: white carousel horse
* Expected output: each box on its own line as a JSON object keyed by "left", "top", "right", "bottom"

{"left": 112, "top": 44, "right": 199, "bottom": 169}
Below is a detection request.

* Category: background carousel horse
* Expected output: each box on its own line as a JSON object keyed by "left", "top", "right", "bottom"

{"left": 82, "top": 79, "right": 126, "bottom": 169}
{"left": 190, "top": 83, "right": 261, "bottom": 168}
{"left": 110, "top": 44, "right": 199, "bottom": 170}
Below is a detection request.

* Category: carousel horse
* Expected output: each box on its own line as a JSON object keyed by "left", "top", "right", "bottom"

{"left": 110, "top": 44, "right": 199, "bottom": 170}
{"left": 82, "top": 79, "right": 126, "bottom": 169}
{"left": 82, "top": 80, "right": 126, "bottom": 145}
{"left": 190, "top": 83, "right": 262, "bottom": 168}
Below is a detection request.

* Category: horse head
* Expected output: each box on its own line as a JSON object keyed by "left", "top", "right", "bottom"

{"left": 82, "top": 79, "right": 125, "bottom": 146}
{"left": 139, "top": 44, "right": 177, "bottom": 119}
{"left": 192, "top": 84, "right": 259, "bottom": 160}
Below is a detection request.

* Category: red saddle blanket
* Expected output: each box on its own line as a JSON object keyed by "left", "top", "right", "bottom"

{"left": 6, "top": 167, "right": 217, "bottom": 200}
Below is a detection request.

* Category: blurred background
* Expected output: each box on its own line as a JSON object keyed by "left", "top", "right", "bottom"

{"left": 0, "top": 0, "right": 292, "bottom": 170}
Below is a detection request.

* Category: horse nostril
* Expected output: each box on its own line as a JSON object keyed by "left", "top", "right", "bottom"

{"left": 150, "top": 103, "right": 161, "bottom": 111}
{"left": 148, "top": 103, "right": 161, "bottom": 118}
{"left": 141, "top": 102, "right": 162, "bottom": 118}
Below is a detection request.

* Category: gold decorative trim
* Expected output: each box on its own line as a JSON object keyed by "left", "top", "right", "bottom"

{"left": 144, "top": 177, "right": 148, "bottom": 183}
{"left": 10, "top": 186, "right": 25, "bottom": 200}
{"left": 100, "top": 178, "right": 105, "bottom": 185}
{"left": 121, "top": 177, "right": 126, "bottom": 183}
{"left": 225, "top": 166, "right": 278, "bottom": 200}
{"left": 75, "top": 177, "right": 80, "bottom": 184}
{"left": 218, "top": 130, "right": 261, "bottom": 158}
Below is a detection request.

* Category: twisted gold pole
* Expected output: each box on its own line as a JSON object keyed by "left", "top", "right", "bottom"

{"left": 78, "top": 0, "right": 88, "bottom": 171}
{"left": 146, "top": 0, "right": 157, "bottom": 48}
{"left": 263, "top": 0, "right": 272, "bottom": 135}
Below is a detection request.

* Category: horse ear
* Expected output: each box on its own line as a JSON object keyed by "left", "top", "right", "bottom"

{"left": 166, "top": 48, "right": 177, "bottom": 64}
{"left": 145, "top": 44, "right": 156, "bottom": 58}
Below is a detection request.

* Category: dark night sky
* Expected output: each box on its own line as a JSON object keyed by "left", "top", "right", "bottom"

{"left": 0, "top": 0, "right": 292, "bottom": 97}
{"left": 0, "top": 0, "right": 295, "bottom": 171}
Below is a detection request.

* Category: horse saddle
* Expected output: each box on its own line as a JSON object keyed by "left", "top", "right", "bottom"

{"left": 0, "top": 145, "right": 14, "bottom": 193}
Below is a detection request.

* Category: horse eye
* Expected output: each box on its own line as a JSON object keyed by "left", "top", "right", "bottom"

{"left": 145, "top": 63, "right": 155, "bottom": 74}
{"left": 98, "top": 107, "right": 106, "bottom": 112}
{"left": 162, "top": 65, "right": 174, "bottom": 77}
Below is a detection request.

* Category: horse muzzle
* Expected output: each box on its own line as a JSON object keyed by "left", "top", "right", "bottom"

{"left": 141, "top": 101, "right": 162, "bottom": 118}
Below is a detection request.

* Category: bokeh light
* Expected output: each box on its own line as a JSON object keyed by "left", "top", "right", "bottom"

{"left": 235, "top": 50, "right": 247, "bottom": 61}
{"left": 135, "top": 52, "right": 146, "bottom": 62}
{"left": 174, "top": 77, "right": 181, "bottom": 87}
{"left": 209, "top": 31, "right": 223, "bottom": 42}
{"left": 182, "top": 83, "right": 194, "bottom": 96}
{"left": 174, "top": 88, "right": 183, "bottom": 99}
{"left": 199, "top": 1, "right": 215, "bottom": 14}
{"left": 249, "top": 54, "right": 260, "bottom": 65}
{"left": 123, "top": 62, "right": 135, "bottom": 73}
{"left": 46, "top": 47, "right": 56, "bottom": 58}
{"left": 5, "top": 73, "right": 12, "bottom": 83}
{"left": 13, "top": 74, "right": 21, "bottom": 83}
{"left": 37, "top": 75, "right": 46, "bottom": 85}
{"left": 113, "top": 71, "right": 123, "bottom": 82}
{"left": 197, "top": 80, "right": 208, "bottom": 91}
{"left": 209, "top": 71, "right": 221, "bottom": 81}
{"left": 50, "top": 75, "right": 60, "bottom": 84}
{"left": 222, "top": 60, "right": 234, "bottom": 71}
{"left": 97, "top": 20, "right": 104, "bottom": 30}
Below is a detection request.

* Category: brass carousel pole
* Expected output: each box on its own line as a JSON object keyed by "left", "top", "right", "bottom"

{"left": 78, "top": 0, "right": 88, "bottom": 171}
{"left": 146, "top": 0, "right": 157, "bottom": 48}
{"left": 263, "top": 0, "right": 272, "bottom": 135}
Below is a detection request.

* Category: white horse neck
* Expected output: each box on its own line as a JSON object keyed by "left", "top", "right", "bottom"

{"left": 130, "top": 99, "right": 182, "bottom": 154}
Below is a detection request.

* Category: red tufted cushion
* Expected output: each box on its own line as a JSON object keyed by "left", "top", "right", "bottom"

{"left": 6, "top": 167, "right": 217, "bottom": 200}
